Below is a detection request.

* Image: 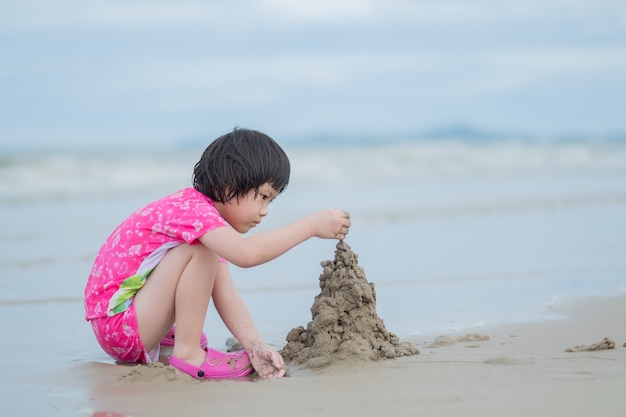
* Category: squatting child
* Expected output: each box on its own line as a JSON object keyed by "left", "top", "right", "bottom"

{"left": 84, "top": 128, "right": 351, "bottom": 379}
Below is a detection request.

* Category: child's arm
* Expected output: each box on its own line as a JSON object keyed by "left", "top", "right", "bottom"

{"left": 212, "top": 262, "right": 286, "bottom": 378}
{"left": 200, "top": 208, "right": 350, "bottom": 268}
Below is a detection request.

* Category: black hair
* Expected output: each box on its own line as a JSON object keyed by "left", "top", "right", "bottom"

{"left": 193, "top": 128, "right": 290, "bottom": 203}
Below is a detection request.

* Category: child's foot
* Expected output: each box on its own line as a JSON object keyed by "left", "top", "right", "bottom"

{"left": 160, "top": 325, "right": 208, "bottom": 349}
{"left": 169, "top": 348, "right": 253, "bottom": 379}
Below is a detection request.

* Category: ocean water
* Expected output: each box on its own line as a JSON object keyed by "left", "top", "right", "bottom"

{"left": 1, "top": 139, "right": 625, "bottom": 350}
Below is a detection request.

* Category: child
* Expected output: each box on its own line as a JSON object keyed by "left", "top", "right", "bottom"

{"left": 84, "top": 128, "right": 351, "bottom": 379}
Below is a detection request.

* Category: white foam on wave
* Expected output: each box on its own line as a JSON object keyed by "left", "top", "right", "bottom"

{"left": 1, "top": 140, "right": 626, "bottom": 204}
{"left": 288, "top": 140, "right": 626, "bottom": 186}
{"left": 0, "top": 150, "right": 196, "bottom": 203}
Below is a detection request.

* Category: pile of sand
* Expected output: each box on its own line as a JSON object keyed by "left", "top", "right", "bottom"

{"left": 565, "top": 337, "right": 616, "bottom": 352}
{"left": 118, "top": 362, "right": 197, "bottom": 384}
{"left": 280, "top": 241, "right": 419, "bottom": 368}
{"left": 429, "top": 333, "right": 490, "bottom": 347}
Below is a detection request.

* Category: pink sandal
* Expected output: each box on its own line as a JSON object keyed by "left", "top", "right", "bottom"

{"left": 169, "top": 348, "right": 253, "bottom": 379}
{"left": 160, "top": 325, "right": 208, "bottom": 349}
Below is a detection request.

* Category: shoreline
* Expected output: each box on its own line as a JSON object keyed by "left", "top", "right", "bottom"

{"left": 6, "top": 293, "right": 622, "bottom": 417}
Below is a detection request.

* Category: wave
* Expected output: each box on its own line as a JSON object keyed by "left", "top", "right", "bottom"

{"left": 355, "top": 192, "right": 626, "bottom": 223}
{"left": 1, "top": 140, "right": 626, "bottom": 204}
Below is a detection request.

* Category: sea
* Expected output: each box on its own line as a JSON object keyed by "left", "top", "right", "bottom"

{"left": 1, "top": 137, "right": 625, "bottom": 351}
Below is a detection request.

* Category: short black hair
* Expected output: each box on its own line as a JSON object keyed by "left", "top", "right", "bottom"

{"left": 193, "top": 128, "right": 290, "bottom": 203}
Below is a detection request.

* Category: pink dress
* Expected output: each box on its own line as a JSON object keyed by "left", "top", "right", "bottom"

{"left": 84, "top": 188, "right": 228, "bottom": 362}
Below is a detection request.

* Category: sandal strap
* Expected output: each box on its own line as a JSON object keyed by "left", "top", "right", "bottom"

{"left": 169, "top": 350, "right": 253, "bottom": 379}
{"left": 169, "top": 355, "right": 206, "bottom": 378}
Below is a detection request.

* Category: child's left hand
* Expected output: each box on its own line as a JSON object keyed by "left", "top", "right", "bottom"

{"left": 248, "top": 343, "right": 287, "bottom": 378}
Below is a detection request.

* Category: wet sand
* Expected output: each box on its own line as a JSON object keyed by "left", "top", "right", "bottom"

{"left": 3, "top": 294, "right": 624, "bottom": 417}
{"left": 2, "top": 141, "right": 626, "bottom": 416}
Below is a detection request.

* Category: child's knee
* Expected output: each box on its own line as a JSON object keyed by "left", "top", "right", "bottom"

{"left": 168, "top": 242, "right": 210, "bottom": 257}
{"left": 190, "top": 243, "right": 216, "bottom": 259}
{"left": 178, "top": 243, "right": 219, "bottom": 265}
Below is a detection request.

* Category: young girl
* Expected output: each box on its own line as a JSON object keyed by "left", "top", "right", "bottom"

{"left": 84, "top": 128, "right": 351, "bottom": 379}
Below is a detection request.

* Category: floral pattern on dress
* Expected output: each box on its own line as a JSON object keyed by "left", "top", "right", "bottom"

{"left": 84, "top": 188, "right": 228, "bottom": 320}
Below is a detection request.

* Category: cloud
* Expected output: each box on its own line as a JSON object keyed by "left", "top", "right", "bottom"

{"left": 3, "top": 0, "right": 621, "bottom": 32}
{"left": 461, "top": 46, "right": 626, "bottom": 95}
{"left": 0, "top": 1, "right": 237, "bottom": 32}
{"left": 1, "top": 0, "right": 625, "bottom": 151}
{"left": 256, "top": 0, "right": 377, "bottom": 21}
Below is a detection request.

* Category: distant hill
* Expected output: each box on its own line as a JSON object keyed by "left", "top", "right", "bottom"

{"left": 176, "top": 124, "right": 626, "bottom": 149}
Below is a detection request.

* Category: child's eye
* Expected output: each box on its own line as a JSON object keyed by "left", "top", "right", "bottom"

{"left": 261, "top": 194, "right": 276, "bottom": 203}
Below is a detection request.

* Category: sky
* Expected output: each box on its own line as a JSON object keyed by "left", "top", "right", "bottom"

{"left": 1, "top": 0, "right": 626, "bottom": 151}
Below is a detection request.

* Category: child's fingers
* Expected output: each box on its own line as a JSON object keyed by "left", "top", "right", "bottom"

{"left": 260, "top": 349, "right": 286, "bottom": 378}
{"left": 271, "top": 352, "right": 285, "bottom": 372}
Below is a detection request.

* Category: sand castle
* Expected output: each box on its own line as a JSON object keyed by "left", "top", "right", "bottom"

{"left": 280, "top": 241, "right": 419, "bottom": 368}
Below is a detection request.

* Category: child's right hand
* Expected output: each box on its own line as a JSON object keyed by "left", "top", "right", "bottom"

{"left": 248, "top": 343, "right": 286, "bottom": 379}
{"left": 309, "top": 209, "right": 351, "bottom": 240}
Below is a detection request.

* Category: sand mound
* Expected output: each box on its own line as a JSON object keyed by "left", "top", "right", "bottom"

{"left": 456, "top": 333, "right": 490, "bottom": 343}
{"left": 565, "top": 337, "right": 616, "bottom": 352}
{"left": 118, "top": 362, "right": 197, "bottom": 383}
{"left": 429, "top": 333, "right": 490, "bottom": 347}
{"left": 280, "top": 241, "right": 419, "bottom": 368}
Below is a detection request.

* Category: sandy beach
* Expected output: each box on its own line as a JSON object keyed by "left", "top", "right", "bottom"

{"left": 2, "top": 2, "right": 626, "bottom": 412}
{"left": 1, "top": 294, "right": 622, "bottom": 417}
{"left": 2, "top": 141, "right": 625, "bottom": 416}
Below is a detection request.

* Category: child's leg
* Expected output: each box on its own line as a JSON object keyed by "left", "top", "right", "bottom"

{"left": 133, "top": 243, "right": 219, "bottom": 365}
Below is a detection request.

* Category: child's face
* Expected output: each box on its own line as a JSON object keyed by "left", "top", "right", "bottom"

{"left": 216, "top": 182, "right": 278, "bottom": 234}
